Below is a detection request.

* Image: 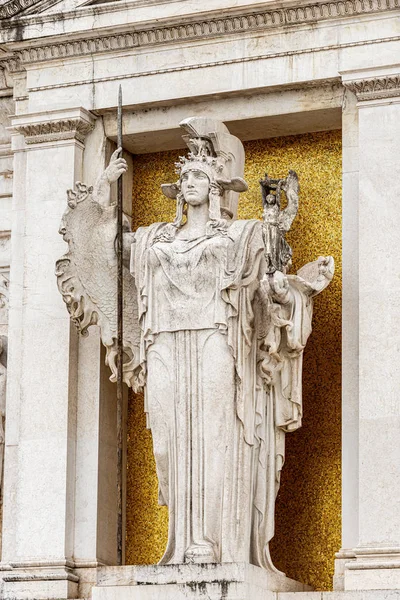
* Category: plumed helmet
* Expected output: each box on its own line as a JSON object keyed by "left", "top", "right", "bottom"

{"left": 161, "top": 117, "right": 248, "bottom": 219}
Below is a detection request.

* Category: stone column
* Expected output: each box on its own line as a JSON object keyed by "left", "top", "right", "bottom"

{"left": 333, "top": 86, "right": 360, "bottom": 590}
{"left": 339, "top": 68, "right": 400, "bottom": 591}
{"left": 1, "top": 108, "right": 96, "bottom": 600}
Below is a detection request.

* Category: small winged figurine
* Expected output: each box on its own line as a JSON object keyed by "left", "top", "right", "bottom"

{"left": 260, "top": 170, "right": 299, "bottom": 274}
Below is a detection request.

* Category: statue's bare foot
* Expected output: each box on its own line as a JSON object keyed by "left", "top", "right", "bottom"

{"left": 184, "top": 542, "right": 216, "bottom": 564}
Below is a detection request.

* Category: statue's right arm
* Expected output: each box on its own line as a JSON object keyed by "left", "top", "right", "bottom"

{"left": 93, "top": 147, "right": 128, "bottom": 207}
{"left": 93, "top": 147, "right": 133, "bottom": 267}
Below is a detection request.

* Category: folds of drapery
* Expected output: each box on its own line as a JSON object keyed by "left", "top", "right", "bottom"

{"left": 130, "top": 218, "right": 316, "bottom": 569}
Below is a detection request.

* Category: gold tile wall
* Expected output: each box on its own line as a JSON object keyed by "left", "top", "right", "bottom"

{"left": 126, "top": 130, "right": 342, "bottom": 591}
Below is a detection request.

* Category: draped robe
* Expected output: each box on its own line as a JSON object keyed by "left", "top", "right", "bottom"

{"left": 130, "top": 219, "right": 314, "bottom": 569}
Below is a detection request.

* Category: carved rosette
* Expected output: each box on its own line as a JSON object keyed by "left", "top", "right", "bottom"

{"left": 344, "top": 75, "right": 400, "bottom": 102}
{"left": 14, "top": 118, "right": 95, "bottom": 145}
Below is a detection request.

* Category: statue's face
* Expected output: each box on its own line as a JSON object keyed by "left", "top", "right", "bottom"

{"left": 181, "top": 169, "right": 210, "bottom": 206}
{"left": 266, "top": 194, "right": 276, "bottom": 205}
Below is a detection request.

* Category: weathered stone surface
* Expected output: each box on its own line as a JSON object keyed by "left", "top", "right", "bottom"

{"left": 93, "top": 563, "right": 310, "bottom": 599}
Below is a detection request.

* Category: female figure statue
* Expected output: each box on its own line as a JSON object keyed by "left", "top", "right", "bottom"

{"left": 56, "top": 117, "right": 333, "bottom": 572}
{"left": 260, "top": 171, "right": 298, "bottom": 274}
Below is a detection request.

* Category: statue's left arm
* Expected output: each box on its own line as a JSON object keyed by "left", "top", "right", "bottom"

{"left": 257, "top": 256, "right": 334, "bottom": 431}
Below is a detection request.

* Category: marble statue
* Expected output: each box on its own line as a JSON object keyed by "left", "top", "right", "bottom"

{"left": 56, "top": 117, "right": 334, "bottom": 572}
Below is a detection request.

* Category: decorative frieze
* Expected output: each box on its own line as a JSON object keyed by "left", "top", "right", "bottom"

{"left": 2, "top": 0, "right": 400, "bottom": 67}
{"left": 344, "top": 75, "right": 400, "bottom": 101}
{"left": 14, "top": 117, "right": 94, "bottom": 144}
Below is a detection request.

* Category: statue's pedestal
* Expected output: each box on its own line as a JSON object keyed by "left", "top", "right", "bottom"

{"left": 92, "top": 563, "right": 311, "bottom": 600}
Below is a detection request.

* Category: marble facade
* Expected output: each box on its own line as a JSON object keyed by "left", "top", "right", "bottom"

{"left": 0, "top": 0, "right": 399, "bottom": 598}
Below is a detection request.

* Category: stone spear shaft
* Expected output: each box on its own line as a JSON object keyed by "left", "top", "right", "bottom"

{"left": 116, "top": 84, "right": 124, "bottom": 566}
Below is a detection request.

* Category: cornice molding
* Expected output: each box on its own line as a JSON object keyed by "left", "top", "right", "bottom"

{"left": 3, "top": 0, "right": 400, "bottom": 67}
{"left": 344, "top": 74, "right": 400, "bottom": 101}
{"left": 13, "top": 117, "right": 95, "bottom": 144}
{"left": 20, "top": 36, "right": 399, "bottom": 96}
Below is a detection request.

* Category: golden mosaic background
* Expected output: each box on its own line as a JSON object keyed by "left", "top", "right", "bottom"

{"left": 126, "top": 131, "right": 342, "bottom": 591}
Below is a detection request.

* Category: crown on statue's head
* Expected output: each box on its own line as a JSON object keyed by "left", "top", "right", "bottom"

{"left": 175, "top": 151, "right": 224, "bottom": 181}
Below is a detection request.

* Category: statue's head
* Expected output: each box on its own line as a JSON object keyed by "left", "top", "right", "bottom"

{"left": 158, "top": 118, "right": 248, "bottom": 241}
{"left": 265, "top": 193, "right": 277, "bottom": 206}
{"left": 159, "top": 149, "right": 230, "bottom": 239}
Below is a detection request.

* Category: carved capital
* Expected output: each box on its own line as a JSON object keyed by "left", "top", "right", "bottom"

{"left": 0, "top": 56, "right": 23, "bottom": 97}
{"left": 344, "top": 74, "right": 400, "bottom": 102}
{"left": 12, "top": 110, "right": 95, "bottom": 145}
{"left": 0, "top": 52, "right": 24, "bottom": 81}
